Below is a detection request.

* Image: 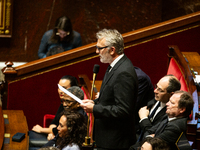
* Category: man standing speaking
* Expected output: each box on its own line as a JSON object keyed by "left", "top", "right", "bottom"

{"left": 81, "top": 29, "right": 138, "bottom": 150}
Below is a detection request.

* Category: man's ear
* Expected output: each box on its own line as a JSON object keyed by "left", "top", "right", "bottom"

{"left": 179, "top": 107, "right": 186, "bottom": 114}
{"left": 109, "top": 47, "right": 115, "bottom": 55}
{"left": 170, "top": 92, "right": 174, "bottom": 97}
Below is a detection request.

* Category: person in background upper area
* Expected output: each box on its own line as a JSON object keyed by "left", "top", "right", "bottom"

{"left": 46, "top": 46, "right": 65, "bottom": 57}
{"left": 38, "top": 16, "right": 82, "bottom": 58}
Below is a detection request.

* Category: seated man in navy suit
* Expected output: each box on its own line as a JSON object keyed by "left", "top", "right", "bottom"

{"left": 95, "top": 66, "right": 155, "bottom": 132}
{"left": 137, "top": 75, "right": 181, "bottom": 141}
{"left": 134, "top": 66, "right": 154, "bottom": 131}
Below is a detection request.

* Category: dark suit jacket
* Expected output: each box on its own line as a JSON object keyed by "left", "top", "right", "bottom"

{"left": 139, "top": 99, "right": 167, "bottom": 133}
{"left": 93, "top": 55, "right": 138, "bottom": 149}
{"left": 144, "top": 116, "right": 188, "bottom": 150}
{"left": 134, "top": 67, "right": 154, "bottom": 128}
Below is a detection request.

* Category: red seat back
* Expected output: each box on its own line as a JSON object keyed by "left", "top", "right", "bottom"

{"left": 167, "top": 57, "right": 189, "bottom": 92}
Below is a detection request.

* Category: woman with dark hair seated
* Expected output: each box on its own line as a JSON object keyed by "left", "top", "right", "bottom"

{"left": 43, "top": 110, "right": 87, "bottom": 150}
{"left": 38, "top": 16, "right": 82, "bottom": 58}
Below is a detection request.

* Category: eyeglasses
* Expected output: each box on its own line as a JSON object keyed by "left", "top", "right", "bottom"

{"left": 56, "top": 31, "right": 70, "bottom": 36}
{"left": 96, "top": 45, "right": 108, "bottom": 51}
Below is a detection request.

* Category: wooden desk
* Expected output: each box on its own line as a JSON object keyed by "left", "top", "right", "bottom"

{"left": 0, "top": 107, "right": 5, "bottom": 150}
{"left": 1, "top": 110, "right": 29, "bottom": 150}
{"left": 182, "top": 52, "right": 200, "bottom": 73}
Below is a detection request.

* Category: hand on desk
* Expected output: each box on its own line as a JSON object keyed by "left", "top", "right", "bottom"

{"left": 32, "top": 124, "right": 43, "bottom": 133}
{"left": 80, "top": 99, "right": 94, "bottom": 113}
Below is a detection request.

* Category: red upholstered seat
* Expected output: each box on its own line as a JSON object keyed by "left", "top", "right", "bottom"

{"left": 167, "top": 57, "right": 189, "bottom": 92}
{"left": 81, "top": 87, "right": 92, "bottom": 136}
{"left": 167, "top": 57, "right": 192, "bottom": 119}
{"left": 43, "top": 114, "right": 55, "bottom": 128}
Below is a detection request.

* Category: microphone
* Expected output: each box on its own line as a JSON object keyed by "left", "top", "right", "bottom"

{"left": 92, "top": 64, "right": 100, "bottom": 95}
{"left": 93, "top": 64, "right": 100, "bottom": 74}
{"left": 84, "top": 64, "right": 100, "bottom": 146}
{"left": 92, "top": 64, "right": 100, "bottom": 83}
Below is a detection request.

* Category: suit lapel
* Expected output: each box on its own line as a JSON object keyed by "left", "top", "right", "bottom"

{"left": 99, "top": 55, "right": 127, "bottom": 97}
{"left": 147, "top": 99, "right": 156, "bottom": 109}
{"left": 153, "top": 106, "right": 166, "bottom": 123}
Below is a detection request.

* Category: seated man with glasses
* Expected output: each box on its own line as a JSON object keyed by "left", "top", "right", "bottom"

{"left": 136, "top": 75, "right": 181, "bottom": 142}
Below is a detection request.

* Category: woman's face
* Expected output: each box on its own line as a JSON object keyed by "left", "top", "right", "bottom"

{"left": 58, "top": 79, "right": 71, "bottom": 99}
{"left": 57, "top": 115, "right": 68, "bottom": 138}
{"left": 61, "top": 94, "right": 79, "bottom": 111}
{"left": 57, "top": 29, "right": 69, "bottom": 40}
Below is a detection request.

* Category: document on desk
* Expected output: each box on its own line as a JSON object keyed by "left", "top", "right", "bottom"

{"left": 58, "top": 84, "right": 83, "bottom": 104}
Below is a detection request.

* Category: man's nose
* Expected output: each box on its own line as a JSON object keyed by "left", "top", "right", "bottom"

{"left": 96, "top": 49, "right": 99, "bottom": 54}
{"left": 63, "top": 102, "right": 67, "bottom": 106}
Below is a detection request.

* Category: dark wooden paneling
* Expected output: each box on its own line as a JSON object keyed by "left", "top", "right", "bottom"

{"left": 0, "top": 0, "right": 162, "bottom": 62}
{"left": 162, "top": 0, "right": 200, "bottom": 21}
{"left": 1, "top": 0, "right": 200, "bottom": 62}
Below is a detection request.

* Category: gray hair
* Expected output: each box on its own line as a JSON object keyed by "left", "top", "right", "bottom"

{"left": 67, "top": 86, "right": 84, "bottom": 100}
{"left": 96, "top": 29, "right": 124, "bottom": 54}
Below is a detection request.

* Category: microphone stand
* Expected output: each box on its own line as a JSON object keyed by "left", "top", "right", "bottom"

{"left": 84, "top": 73, "right": 96, "bottom": 146}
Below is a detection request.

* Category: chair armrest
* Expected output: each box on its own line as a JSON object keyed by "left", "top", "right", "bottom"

{"left": 43, "top": 114, "right": 55, "bottom": 128}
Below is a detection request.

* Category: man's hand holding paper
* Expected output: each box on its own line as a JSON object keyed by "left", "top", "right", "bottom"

{"left": 80, "top": 99, "right": 94, "bottom": 113}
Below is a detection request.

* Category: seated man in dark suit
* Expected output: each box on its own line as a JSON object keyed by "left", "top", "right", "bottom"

{"left": 95, "top": 66, "right": 155, "bottom": 131}
{"left": 143, "top": 90, "right": 194, "bottom": 150}
{"left": 131, "top": 90, "right": 193, "bottom": 150}
{"left": 137, "top": 75, "right": 181, "bottom": 141}
{"left": 134, "top": 67, "right": 154, "bottom": 131}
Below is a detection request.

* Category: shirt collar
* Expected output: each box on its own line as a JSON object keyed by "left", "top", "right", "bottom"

{"left": 160, "top": 102, "right": 166, "bottom": 108}
{"left": 110, "top": 54, "right": 124, "bottom": 68}
{"left": 168, "top": 117, "right": 177, "bottom": 122}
